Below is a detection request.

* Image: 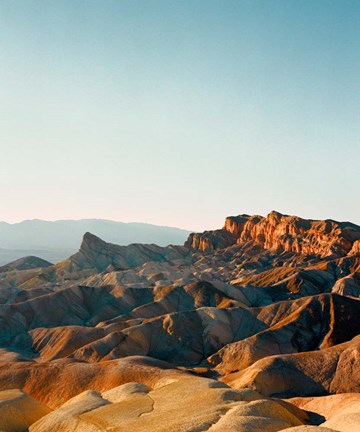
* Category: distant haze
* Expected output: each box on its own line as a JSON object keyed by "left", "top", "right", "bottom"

{"left": 0, "top": 219, "right": 191, "bottom": 264}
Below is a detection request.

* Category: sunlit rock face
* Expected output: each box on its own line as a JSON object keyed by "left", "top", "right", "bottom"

{"left": 0, "top": 210, "right": 359, "bottom": 431}
{"left": 188, "top": 211, "right": 360, "bottom": 258}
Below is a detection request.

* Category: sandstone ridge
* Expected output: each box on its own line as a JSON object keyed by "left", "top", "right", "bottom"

{"left": 186, "top": 211, "right": 360, "bottom": 258}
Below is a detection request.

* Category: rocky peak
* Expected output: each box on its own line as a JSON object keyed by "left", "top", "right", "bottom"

{"left": 223, "top": 215, "right": 251, "bottom": 235}
{"left": 80, "top": 232, "right": 107, "bottom": 252}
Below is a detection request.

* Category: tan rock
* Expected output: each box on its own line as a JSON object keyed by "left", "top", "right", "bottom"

{"left": 0, "top": 389, "right": 51, "bottom": 431}
{"left": 289, "top": 393, "right": 360, "bottom": 432}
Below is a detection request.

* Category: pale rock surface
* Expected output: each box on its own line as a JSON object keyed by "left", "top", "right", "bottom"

{"left": 29, "top": 390, "right": 110, "bottom": 432}
{"left": 289, "top": 393, "right": 360, "bottom": 432}
{"left": 30, "top": 375, "right": 307, "bottom": 432}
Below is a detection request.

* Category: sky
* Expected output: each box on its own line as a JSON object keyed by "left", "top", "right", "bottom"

{"left": 0, "top": 0, "right": 359, "bottom": 231}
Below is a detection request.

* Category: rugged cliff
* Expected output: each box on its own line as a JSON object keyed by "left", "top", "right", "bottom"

{"left": 186, "top": 211, "right": 360, "bottom": 258}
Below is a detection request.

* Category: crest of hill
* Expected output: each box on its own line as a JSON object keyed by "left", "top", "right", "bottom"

{"left": 186, "top": 210, "right": 360, "bottom": 258}
{"left": 0, "top": 256, "right": 52, "bottom": 273}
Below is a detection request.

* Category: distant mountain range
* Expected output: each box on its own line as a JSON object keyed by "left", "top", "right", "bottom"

{"left": 0, "top": 219, "right": 192, "bottom": 264}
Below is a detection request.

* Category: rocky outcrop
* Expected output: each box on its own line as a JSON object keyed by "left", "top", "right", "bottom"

{"left": 348, "top": 240, "right": 360, "bottom": 255}
{"left": 187, "top": 211, "right": 360, "bottom": 258}
{"left": 185, "top": 229, "right": 236, "bottom": 252}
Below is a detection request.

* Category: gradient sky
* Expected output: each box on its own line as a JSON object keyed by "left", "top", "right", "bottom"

{"left": 0, "top": 0, "right": 359, "bottom": 231}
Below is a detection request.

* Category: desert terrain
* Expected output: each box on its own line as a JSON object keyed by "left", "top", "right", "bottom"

{"left": 0, "top": 211, "right": 359, "bottom": 431}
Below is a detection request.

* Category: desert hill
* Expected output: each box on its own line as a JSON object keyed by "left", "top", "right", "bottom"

{"left": 0, "top": 211, "right": 359, "bottom": 431}
{"left": 0, "top": 256, "right": 52, "bottom": 273}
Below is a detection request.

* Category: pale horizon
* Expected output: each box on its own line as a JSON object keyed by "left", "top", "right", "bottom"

{"left": 1, "top": 207, "right": 359, "bottom": 234}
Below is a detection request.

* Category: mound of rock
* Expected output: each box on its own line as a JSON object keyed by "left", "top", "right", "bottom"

{"left": 222, "top": 335, "right": 360, "bottom": 397}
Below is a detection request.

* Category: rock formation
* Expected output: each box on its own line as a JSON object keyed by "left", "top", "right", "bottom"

{"left": 187, "top": 211, "right": 360, "bottom": 258}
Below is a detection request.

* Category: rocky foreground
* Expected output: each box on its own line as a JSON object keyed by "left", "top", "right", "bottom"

{"left": 0, "top": 211, "right": 359, "bottom": 431}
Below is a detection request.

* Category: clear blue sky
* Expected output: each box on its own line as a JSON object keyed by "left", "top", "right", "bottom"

{"left": 0, "top": 0, "right": 359, "bottom": 230}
